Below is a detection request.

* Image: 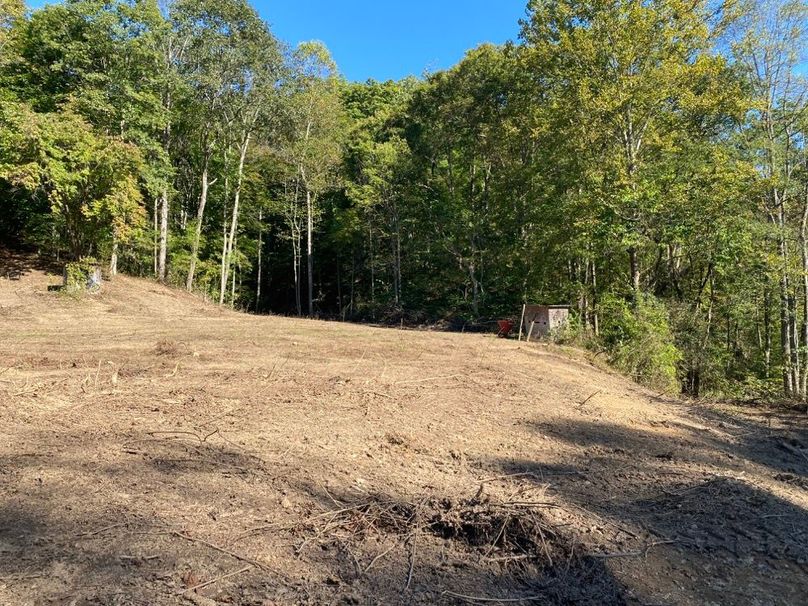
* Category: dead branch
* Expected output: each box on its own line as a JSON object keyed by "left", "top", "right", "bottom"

{"left": 319, "top": 482, "right": 343, "bottom": 508}
{"left": 405, "top": 531, "right": 417, "bottom": 590}
{"left": 395, "top": 374, "right": 462, "bottom": 385}
{"left": 172, "top": 531, "right": 270, "bottom": 571}
{"left": 146, "top": 429, "right": 218, "bottom": 443}
{"left": 578, "top": 390, "right": 601, "bottom": 408}
{"left": 480, "top": 471, "right": 543, "bottom": 483}
{"left": 361, "top": 389, "right": 393, "bottom": 399}
{"left": 74, "top": 522, "right": 126, "bottom": 538}
{"left": 441, "top": 590, "right": 544, "bottom": 603}
{"left": 484, "top": 515, "right": 510, "bottom": 557}
{"left": 485, "top": 554, "right": 533, "bottom": 563}
{"left": 362, "top": 543, "right": 396, "bottom": 574}
{"left": 590, "top": 539, "right": 677, "bottom": 559}
{"left": 502, "top": 501, "right": 564, "bottom": 509}
{"left": 179, "top": 565, "right": 252, "bottom": 595}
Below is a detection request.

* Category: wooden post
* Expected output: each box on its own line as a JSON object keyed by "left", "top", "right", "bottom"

{"left": 526, "top": 320, "right": 536, "bottom": 343}
{"left": 518, "top": 304, "right": 526, "bottom": 341}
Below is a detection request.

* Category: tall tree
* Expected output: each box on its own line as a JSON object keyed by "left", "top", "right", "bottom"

{"left": 0, "top": 105, "right": 145, "bottom": 260}
{"left": 172, "top": 0, "right": 269, "bottom": 291}
{"left": 521, "top": 0, "right": 740, "bottom": 299}
{"left": 217, "top": 18, "right": 283, "bottom": 305}
{"left": 0, "top": 0, "right": 24, "bottom": 60}
{"left": 733, "top": 0, "right": 808, "bottom": 399}
{"left": 281, "top": 41, "right": 343, "bottom": 316}
{"left": 342, "top": 79, "right": 416, "bottom": 312}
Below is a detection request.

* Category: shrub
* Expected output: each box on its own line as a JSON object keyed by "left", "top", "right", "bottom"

{"left": 550, "top": 313, "right": 585, "bottom": 346}
{"left": 598, "top": 293, "right": 682, "bottom": 393}
{"left": 63, "top": 257, "right": 101, "bottom": 292}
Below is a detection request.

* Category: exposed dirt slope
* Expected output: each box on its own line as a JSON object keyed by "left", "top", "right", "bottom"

{"left": 1, "top": 255, "right": 807, "bottom": 606}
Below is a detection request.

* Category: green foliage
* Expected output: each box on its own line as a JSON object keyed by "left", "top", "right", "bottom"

{"left": 0, "top": 0, "right": 24, "bottom": 56}
{"left": 599, "top": 294, "right": 683, "bottom": 393}
{"left": 549, "top": 314, "right": 586, "bottom": 347}
{"left": 1, "top": 103, "right": 145, "bottom": 258}
{"left": 2, "top": 0, "right": 806, "bottom": 402}
{"left": 64, "top": 256, "right": 100, "bottom": 292}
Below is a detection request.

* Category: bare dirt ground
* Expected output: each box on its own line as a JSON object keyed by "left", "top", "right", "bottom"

{"left": 1, "top": 252, "right": 807, "bottom": 606}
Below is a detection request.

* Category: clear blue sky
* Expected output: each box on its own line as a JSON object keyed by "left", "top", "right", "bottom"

{"left": 255, "top": 1, "right": 528, "bottom": 82}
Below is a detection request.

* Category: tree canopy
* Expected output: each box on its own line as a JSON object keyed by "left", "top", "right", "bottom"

{"left": 1, "top": 0, "right": 807, "bottom": 401}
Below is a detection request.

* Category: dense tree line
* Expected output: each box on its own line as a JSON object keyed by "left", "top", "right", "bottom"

{"left": 1, "top": 0, "right": 807, "bottom": 401}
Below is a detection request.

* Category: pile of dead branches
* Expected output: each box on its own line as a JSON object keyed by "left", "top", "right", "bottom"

{"left": 285, "top": 494, "right": 574, "bottom": 575}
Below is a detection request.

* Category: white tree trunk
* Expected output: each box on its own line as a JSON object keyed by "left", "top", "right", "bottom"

{"left": 256, "top": 208, "right": 263, "bottom": 312}
{"left": 307, "top": 188, "right": 314, "bottom": 317}
{"left": 158, "top": 189, "right": 169, "bottom": 282}
{"left": 186, "top": 153, "right": 210, "bottom": 292}
{"left": 220, "top": 132, "right": 251, "bottom": 306}
{"left": 109, "top": 235, "right": 118, "bottom": 277}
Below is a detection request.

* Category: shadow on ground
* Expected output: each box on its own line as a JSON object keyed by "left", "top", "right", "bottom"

{"left": 0, "top": 247, "right": 61, "bottom": 280}
{"left": 683, "top": 402, "right": 808, "bottom": 477}
{"left": 487, "top": 409, "right": 808, "bottom": 605}
{"left": 0, "top": 429, "right": 634, "bottom": 605}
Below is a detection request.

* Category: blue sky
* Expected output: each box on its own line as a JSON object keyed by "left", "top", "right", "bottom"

{"left": 255, "top": 1, "right": 528, "bottom": 82}
{"left": 26, "top": 0, "right": 529, "bottom": 81}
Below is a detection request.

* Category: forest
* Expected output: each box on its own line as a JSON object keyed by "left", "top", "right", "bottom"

{"left": 1, "top": 0, "right": 807, "bottom": 402}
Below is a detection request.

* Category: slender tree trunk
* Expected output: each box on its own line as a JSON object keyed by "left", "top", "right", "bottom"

{"left": 186, "top": 151, "right": 211, "bottom": 292}
{"left": 158, "top": 189, "right": 169, "bottom": 282}
{"left": 580, "top": 257, "right": 588, "bottom": 329}
{"left": 292, "top": 226, "right": 302, "bottom": 317}
{"left": 790, "top": 291, "right": 800, "bottom": 396}
{"left": 256, "top": 208, "right": 263, "bottom": 313}
{"left": 368, "top": 223, "right": 375, "bottom": 308}
{"left": 395, "top": 228, "right": 402, "bottom": 306}
{"left": 624, "top": 110, "right": 643, "bottom": 303}
{"left": 221, "top": 132, "right": 251, "bottom": 306}
{"left": 109, "top": 234, "right": 118, "bottom": 277}
{"left": 764, "top": 286, "right": 772, "bottom": 379}
{"left": 778, "top": 229, "right": 794, "bottom": 397}
{"left": 629, "top": 247, "right": 640, "bottom": 301}
{"left": 800, "top": 194, "right": 808, "bottom": 400}
{"left": 158, "top": 85, "right": 172, "bottom": 284}
{"left": 769, "top": 191, "right": 797, "bottom": 398}
{"left": 690, "top": 275, "right": 716, "bottom": 398}
{"left": 306, "top": 188, "right": 314, "bottom": 317}
{"left": 390, "top": 235, "right": 400, "bottom": 307}
{"left": 591, "top": 257, "right": 600, "bottom": 337}
{"left": 390, "top": 234, "right": 401, "bottom": 307}
{"left": 469, "top": 262, "right": 480, "bottom": 319}
{"left": 153, "top": 197, "right": 158, "bottom": 275}
{"left": 231, "top": 233, "right": 237, "bottom": 304}
{"left": 219, "top": 165, "right": 230, "bottom": 305}
{"left": 337, "top": 255, "right": 342, "bottom": 318}
{"left": 388, "top": 198, "right": 402, "bottom": 307}
{"left": 348, "top": 249, "right": 355, "bottom": 320}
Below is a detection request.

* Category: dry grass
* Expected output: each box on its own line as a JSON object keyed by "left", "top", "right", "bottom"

{"left": 1, "top": 256, "right": 807, "bottom": 605}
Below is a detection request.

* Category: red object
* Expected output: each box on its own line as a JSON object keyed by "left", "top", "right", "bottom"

{"left": 497, "top": 320, "right": 514, "bottom": 338}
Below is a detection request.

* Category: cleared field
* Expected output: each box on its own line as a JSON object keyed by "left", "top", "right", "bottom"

{"left": 1, "top": 255, "right": 807, "bottom": 605}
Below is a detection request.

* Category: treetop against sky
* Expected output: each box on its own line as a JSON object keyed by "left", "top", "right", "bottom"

{"left": 28, "top": 0, "right": 528, "bottom": 82}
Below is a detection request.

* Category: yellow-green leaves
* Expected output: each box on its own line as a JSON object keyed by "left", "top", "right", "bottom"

{"left": 1, "top": 103, "right": 145, "bottom": 257}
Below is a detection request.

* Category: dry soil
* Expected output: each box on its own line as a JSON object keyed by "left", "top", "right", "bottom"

{"left": 1, "top": 251, "right": 807, "bottom": 605}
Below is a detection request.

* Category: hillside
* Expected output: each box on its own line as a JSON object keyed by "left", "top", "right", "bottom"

{"left": 1, "top": 257, "right": 807, "bottom": 605}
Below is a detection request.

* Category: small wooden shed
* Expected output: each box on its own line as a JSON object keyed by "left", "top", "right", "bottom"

{"left": 519, "top": 304, "right": 571, "bottom": 341}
